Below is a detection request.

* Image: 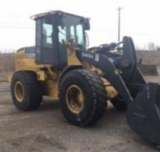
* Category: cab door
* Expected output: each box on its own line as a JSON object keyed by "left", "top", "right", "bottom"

{"left": 35, "top": 16, "right": 59, "bottom": 68}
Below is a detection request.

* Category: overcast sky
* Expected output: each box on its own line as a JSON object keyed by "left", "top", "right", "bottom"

{"left": 0, "top": 0, "right": 160, "bottom": 51}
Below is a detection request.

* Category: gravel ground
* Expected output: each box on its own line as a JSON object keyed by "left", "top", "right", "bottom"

{"left": 0, "top": 80, "right": 159, "bottom": 152}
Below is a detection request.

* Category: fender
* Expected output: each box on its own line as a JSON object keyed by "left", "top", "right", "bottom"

{"left": 59, "top": 65, "right": 83, "bottom": 85}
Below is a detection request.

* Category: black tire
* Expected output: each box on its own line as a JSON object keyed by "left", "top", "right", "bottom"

{"left": 59, "top": 69, "right": 107, "bottom": 127}
{"left": 110, "top": 96, "right": 127, "bottom": 111}
{"left": 11, "top": 71, "right": 43, "bottom": 111}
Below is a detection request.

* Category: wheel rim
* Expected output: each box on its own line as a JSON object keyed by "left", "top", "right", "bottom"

{"left": 14, "top": 81, "right": 25, "bottom": 102}
{"left": 66, "top": 85, "right": 84, "bottom": 114}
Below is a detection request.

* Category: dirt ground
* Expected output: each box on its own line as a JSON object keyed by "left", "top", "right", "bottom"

{"left": 0, "top": 79, "right": 160, "bottom": 152}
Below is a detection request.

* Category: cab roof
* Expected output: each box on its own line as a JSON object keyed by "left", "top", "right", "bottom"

{"left": 30, "top": 10, "right": 88, "bottom": 20}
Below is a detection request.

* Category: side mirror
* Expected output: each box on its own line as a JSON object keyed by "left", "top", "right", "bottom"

{"left": 81, "top": 18, "right": 90, "bottom": 30}
{"left": 84, "top": 19, "right": 90, "bottom": 30}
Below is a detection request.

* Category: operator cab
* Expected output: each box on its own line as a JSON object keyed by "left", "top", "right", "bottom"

{"left": 31, "top": 10, "right": 90, "bottom": 71}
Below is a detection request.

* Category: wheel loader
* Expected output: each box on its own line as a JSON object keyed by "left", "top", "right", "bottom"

{"left": 9, "top": 10, "right": 160, "bottom": 147}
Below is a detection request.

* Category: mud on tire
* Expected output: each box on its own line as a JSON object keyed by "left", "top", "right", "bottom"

{"left": 59, "top": 69, "right": 107, "bottom": 127}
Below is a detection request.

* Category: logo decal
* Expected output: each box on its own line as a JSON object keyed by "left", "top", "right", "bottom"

{"left": 82, "top": 52, "right": 94, "bottom": 59}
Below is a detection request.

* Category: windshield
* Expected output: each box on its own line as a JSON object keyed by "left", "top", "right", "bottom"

{"left": 58, "top": 14, "right": 85, "bottom": 47}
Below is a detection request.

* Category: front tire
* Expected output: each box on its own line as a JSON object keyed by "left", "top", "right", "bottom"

{"left": 11, "top": 71, "right": 43, "bottom": 111}
{"left": 59, "top": 69, "right": 107, "bottom": 127}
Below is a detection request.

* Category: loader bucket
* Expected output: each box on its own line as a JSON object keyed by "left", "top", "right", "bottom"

{"left": 126, "top": 83, "right": 160, "bottom": 146}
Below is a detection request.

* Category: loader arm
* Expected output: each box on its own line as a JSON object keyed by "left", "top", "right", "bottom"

{"left": 96, "top": 36, "right": 145, "bottom": 85}
{"left": 76, "top": 36, "right": 144, "bottom": 104}
{"left": 76, "top": 50, "right": 133, "bottom": 104}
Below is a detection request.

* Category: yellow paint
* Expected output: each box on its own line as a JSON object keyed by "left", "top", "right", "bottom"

{"left": 11, "top": 46, "right": 118, "bottom": 99}
{"left": 101, "top": 78, "right": 118, "bottom": 99}
{"left": 11, "top": 49, "right": 60, "bottom": 97}
{"left": 43, "top": 78, "right": 59, "bottom": 97}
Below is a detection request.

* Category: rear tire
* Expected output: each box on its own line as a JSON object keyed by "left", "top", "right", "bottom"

{"left": 11, "top": 71, "right": 43, "bottom": 111}
{"left": 59, "top": 69, "right": 107, "bottom": 127}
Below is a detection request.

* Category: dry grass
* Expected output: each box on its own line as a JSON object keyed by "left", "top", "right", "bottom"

{"left": 0, "top": 51, "right": 159, "bottom": 82}
{"left": 0, "top": 52, "right": 15, "bottom": 82}
{"left": 0, "top": 72, "right": 12, "bottom": 82}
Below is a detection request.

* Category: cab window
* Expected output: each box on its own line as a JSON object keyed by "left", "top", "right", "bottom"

{"left": 42, "top": 20, "right": 53, "bottom": 49}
